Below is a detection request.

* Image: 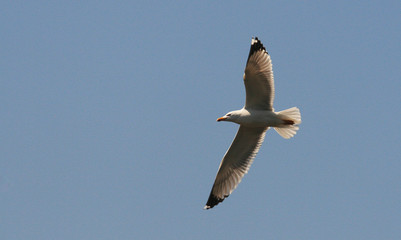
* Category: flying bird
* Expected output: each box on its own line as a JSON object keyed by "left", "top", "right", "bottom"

{"left": 204, "top": 37, "right": 301, "bottom": 209}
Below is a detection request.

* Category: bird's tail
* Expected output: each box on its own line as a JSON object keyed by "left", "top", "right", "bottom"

{"left": 273, "top": 107, "right": 301, "bottom": 139}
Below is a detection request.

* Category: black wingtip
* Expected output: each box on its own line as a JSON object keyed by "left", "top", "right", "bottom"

{"left": 204, "top": 192, "right": 229, "bottom": 210}
{"left": 247, "top": 37, "right": 268, "bottom": 63}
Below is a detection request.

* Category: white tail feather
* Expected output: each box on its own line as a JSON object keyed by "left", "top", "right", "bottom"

{"left": 274, "top": 107, "right": 301, "bottom": 139}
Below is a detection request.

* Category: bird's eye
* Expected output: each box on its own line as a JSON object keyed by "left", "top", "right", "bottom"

{"left": 227, "top": 114, "right": 232, "bottom": 116}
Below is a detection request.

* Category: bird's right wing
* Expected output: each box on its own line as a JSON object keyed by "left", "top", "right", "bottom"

{"left": 204, "top": 126, "right": 268, "bottom": 209}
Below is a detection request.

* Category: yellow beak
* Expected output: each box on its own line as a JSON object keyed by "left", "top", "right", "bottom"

{"left": 217, "top": 117, "right": 227, "bottom": 122}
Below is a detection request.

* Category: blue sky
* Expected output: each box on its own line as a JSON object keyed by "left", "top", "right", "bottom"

{"left": 1, "top": 1, "right": 400, "bottom": 239}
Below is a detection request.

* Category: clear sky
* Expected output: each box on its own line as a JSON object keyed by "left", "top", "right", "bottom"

{"left": 1, "top": 1, "right": 400, "bottom": 239}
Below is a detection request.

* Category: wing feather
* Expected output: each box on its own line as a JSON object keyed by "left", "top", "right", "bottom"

{"left": 244, "top": 37, "right": 275, "bottom": 110}
{"left": 204, "top": 126, "right": 268, "bottom": 209}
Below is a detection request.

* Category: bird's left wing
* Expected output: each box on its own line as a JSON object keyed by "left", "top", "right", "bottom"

{"left": 244, "top": 37, "right": 275, "bottom": 111}
{"left": 204, "top": 126, "right": 268, "bottom": 209}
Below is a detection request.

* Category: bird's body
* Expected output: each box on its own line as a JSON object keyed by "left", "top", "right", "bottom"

{"left": 204, "top": 37, "right": 301, "bottom": 209}
{"left": 219, "top": 108, "right": 292, "bottom": 128}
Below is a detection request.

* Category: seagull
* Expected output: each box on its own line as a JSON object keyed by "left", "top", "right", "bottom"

{"left": 204, "top": 37, "right": 301, "bottom": 209}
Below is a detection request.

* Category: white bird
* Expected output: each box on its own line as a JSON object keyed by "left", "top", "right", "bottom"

{"left": 204, "top": 37, "right": 301, "bottom": 209}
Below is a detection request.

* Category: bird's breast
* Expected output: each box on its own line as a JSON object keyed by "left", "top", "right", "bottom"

{"left": 237, "top": 110, "right": 282, "bottom": 127}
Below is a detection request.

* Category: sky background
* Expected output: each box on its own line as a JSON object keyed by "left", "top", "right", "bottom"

{"left": 1, "top": 1, "right": 401, "bottom": 239}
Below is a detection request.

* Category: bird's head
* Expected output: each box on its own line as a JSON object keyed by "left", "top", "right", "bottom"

{"left": 217, "top": 111, "right": 240, "bottom": 122}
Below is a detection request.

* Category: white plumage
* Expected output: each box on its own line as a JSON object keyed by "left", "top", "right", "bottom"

{"left": 204, "top": 37, "right": 301, "bottom": 209}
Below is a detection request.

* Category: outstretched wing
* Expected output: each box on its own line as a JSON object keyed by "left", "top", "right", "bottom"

{"left": 244, "top": 37, "right": 275, "bottom": 111}
{"left": 204, "top": 126, "right": 268, "bottom": 209}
